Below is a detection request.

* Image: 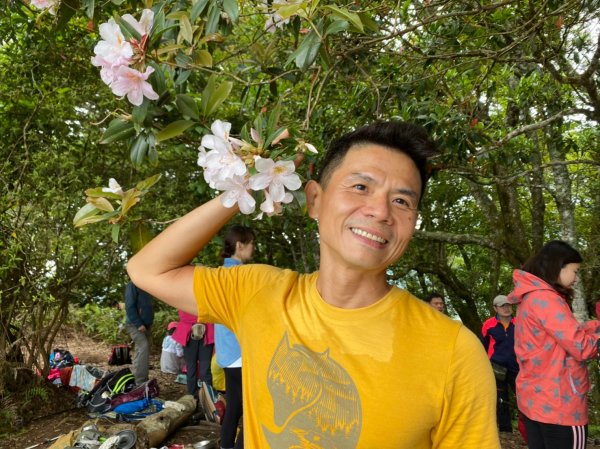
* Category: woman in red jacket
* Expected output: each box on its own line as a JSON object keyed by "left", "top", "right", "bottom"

{"left": 508, "top": 241, "right": 600, "bottom": 449}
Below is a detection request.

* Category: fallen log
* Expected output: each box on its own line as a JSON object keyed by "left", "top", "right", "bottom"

{"left": 135, "top": 394, "right": 197, "bottom": 449}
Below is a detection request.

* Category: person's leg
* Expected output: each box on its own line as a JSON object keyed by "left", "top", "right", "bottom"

{"left": 524, "top": 413, "right": 587, "bottom": 449}
{"left": 183, "top": 339, "right": 200, "bottom": 399}
{"left": 198, "top": 341, "right": 214, "bottom": 386}
{"left": 126, "top": 324, "right": 150, "bottom": 385}
{"left": 523, "top": 414, "right": 545, "bottom": 449}
{"left": 221, "top": 367, "right": 243, "bottom": 449}
{"left": 496, "top": 377, "right": 512, "bottom": 432}
{"left": 539, "top": 422, "right": 587, "bottom": 449}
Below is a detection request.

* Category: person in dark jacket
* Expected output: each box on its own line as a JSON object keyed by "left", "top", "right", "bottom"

{"left": 481, "top": 294, "right": 519, "bottom": 433}
{"left": 125, "top": 280, "right": 154, "bottom": 385}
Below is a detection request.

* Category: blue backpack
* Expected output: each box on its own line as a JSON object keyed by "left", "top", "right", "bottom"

{"left": 113, "top": 398, "right": 163, "bottom": 421}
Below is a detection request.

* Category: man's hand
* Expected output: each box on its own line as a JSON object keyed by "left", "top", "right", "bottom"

{"left": 138, "top": 325, "right": 147, "bottom": 333}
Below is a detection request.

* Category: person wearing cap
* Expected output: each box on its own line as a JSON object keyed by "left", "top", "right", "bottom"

{"left": 160, "top": 321, "right": 184, "bottom": 374}
{"left": 481, "top": 294, "right": 519, "bottom": 433}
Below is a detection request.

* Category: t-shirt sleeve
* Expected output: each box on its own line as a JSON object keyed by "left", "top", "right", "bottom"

{"left": 192, "top": 264, "right": 287, "bottom": 333}
{"left": 432, "top": 326, "right": 501, "bottom": 449}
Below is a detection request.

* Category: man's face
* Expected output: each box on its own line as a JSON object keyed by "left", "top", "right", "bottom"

{"left": 429, "top": 297, "right": 445, "bottom": 313}
{"left": 306, "top": 144, "right": 422, "bottom": 275}
{"left": 494, "top": 303, "right": 512, "bottom": 318}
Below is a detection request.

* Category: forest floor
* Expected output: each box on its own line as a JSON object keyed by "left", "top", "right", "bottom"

{"left": 0, "top": 327, "right": 596, "bottom": 449}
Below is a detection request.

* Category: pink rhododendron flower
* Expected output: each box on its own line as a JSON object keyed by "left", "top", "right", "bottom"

{"left": 110, "top": 66, "right": 159, "bottom": 106}
{"left": 30, "top": 0, "right": 59, "bottom": 14}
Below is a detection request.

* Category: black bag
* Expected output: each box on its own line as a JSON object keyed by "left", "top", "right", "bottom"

{"left": 491, "top": 362, "right": 508, "bottom": 382}
{"left": 86, "top": 367, "right": 136, "bottom": 414}
{"left": 108, "top": 344, "right": 132, "bottom": 365}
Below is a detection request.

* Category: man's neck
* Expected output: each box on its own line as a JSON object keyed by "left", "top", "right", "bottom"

{"left": 498, "top": 315, "right": 512, "bottom": 325}
{"left": 316, "top": 264, "right": 391, "bottom": 309}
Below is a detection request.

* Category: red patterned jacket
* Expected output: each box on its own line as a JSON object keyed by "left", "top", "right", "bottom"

{"left": 508, "top": 269, "right": 600, "bottom": 425}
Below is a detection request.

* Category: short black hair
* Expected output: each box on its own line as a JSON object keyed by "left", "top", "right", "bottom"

{"left": 522, "top": 240, "right": 582, "bottom": 298}
{"left": 316, "top": 121, "right": 438, "bottom": 198}
{"left": 425, "top": 292, "right": 444, "bottom": 303}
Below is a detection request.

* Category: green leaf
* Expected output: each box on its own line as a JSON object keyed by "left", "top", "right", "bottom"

{"left": 111, "top": 224, "right": 121, "bottom": 244}
{"left": 116, "top": 15, "right": 142, "bottom": 42}
{"left": 100, "top": 119, "right": 136, "bottom": 144}
{"left": 176, "top": 94, "right": 200, "bottom": 120}
{"left": 130, "top": 222, "right": 154, "bottom": 254}
{"left": 56, "top": 0, "right": 79, "bottom": 30}
{"left": 129, "top": 133, "right": 149, "bottom": 166}
{"left": 86, "top": 197, "right": 114, "bottom": 212}
{"left": 321, "top": 5, "right": 364, "bottom": 33}
{"left": 223, "top": 0, "right": 239, "bottom": 22}
{"left": 325, "top": 19, "right": 349, "bottom": 36}
{"left": 121, "top": 189, "right": 142, "bottom": 216}
{"left": 205, "top": 3, "right": 220, "bottom": 35}
{"left": 132, "top": 100, "right": 149, "bottom": 125}
{"left": 207, "top": 81, "right": 233, "bottom": 117}
{"left": 148, "top": 61, "right": 166, "bottom": 95}
{"left": 156, "top": 120, "right": 195, "bottom": 142}
{"left": 194, "top": 49, "right": 213, "bottom": 67}
{"left": 287, "top": 29, "right": 321, "bottom": 71}
{"left": 73, "top": 203, "right": 102, "bottom": 228}
{"left": 179, "top": 14, "right": 194, "bottom": 44}
{"left": 191, "top": 0, "right": 210, "bottom": 23}
{"left": 264, "top": 126, "right": 288, "bottom": 148}
{"left": 135, "top": 173, "right": 162, "bottom": 191}
{"left": 84, "top": 187, "right": 121, "bottom": 199}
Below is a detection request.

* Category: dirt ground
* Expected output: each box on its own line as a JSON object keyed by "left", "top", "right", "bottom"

{"left": 1, "top": 328, "right": 599, "bottom": 449}
{"left": 1, "top": 329, "right": 219, "bottom": 449}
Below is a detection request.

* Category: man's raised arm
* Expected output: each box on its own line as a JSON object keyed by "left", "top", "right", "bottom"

{"left": 127, "top": 196, "right": 238, "bottom": 315}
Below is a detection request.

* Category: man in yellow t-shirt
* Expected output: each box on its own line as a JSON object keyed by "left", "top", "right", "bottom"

{"left": 128, "top": 121, "right": 500, "bottom": 448}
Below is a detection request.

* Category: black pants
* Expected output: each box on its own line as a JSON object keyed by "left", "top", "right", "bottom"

{"left": 523, "top": 414, "right": 587, "bottom": 449}
{"left": 496, "top": 369, "right": 517, "bottom": 432}
{"left": 221, "top": 367, "right": 243, "bottom": 449}
{"left": 183, "top": 336, "right": 213, "bottom": 399}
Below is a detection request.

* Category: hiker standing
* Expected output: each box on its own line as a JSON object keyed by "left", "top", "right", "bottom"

{"left": 172, "top": 310, "right": 214, "bottom": 401}
{"left": 124, "top": 280, "right": 154, "bottom": 385}
{"left": 508, "top": 241, "right": 600, "bottom": 449}
{"left": 215, "top": 225, "right": 255, "bottom": 449}
{"left": 481, "top": 295, "right": 520, "bottom": 434}
{"left": 127, "top": 121, "right": 500, "bottom": 448}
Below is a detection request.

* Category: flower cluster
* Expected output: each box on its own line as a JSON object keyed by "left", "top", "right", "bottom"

{"left": 30, "top": 0, "right": 59, "bottom": 14}
{"left": 198, "top": 120, "right": 316, "bottom": 218}
{"left": 91, "top": 10, "right": 159, "bottom": 106}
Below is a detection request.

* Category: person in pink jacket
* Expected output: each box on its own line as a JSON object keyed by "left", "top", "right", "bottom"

{"left": 508, "top": 240, "right": 600, "bottom": 449}
{"left": 172, "top": 310, "right": 214, "bottom": 401}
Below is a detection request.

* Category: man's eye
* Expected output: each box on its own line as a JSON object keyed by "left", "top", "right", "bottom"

{"left": 353, "top": 184, "right": 367, "bottom": 191}
{"left": 393, "top": 197, "right": 410, "bottom": 207}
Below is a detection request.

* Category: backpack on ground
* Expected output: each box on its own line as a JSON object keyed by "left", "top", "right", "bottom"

{"left": 49, "top": 348, "right": 76, "bottom": 369}
{"left": 86, "top": 367, "right": 135, "bottom": 414}
{"left": 108, "top": 344, "right": 132, "bottom": 365}
{"left": 111, "top": 378, "right": 160, "bottom": 408}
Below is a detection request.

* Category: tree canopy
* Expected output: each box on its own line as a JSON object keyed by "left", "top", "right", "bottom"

{"left": 1, "top": 0, "right": 599, "bottom": 396}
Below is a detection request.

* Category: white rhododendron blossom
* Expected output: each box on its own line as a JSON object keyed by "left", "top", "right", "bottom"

{"left": 122, "top": 9, "right": 154, "bottom": 36}
{"left": 91, "top": 11, "right": 158, "bottom": 106}
{"left": 249, "top": 157, "right": 301, "bottom": 202}
{"left": 197, "top": 120, "right": 306, "bottom": 218}
{"left": 30, "top": 0, "right": 59, "bottom": 14}
{"left": 102, "top": 178, "right": 124, "bottom": 196}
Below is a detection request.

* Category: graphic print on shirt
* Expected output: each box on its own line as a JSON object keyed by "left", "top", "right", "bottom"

{"left": 263, "top": 334, "right": 362, "bottom": 448}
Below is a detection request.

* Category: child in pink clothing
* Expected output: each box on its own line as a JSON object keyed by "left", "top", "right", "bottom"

{"left": 508, "top": 240, "right": 600, "bottom": 449}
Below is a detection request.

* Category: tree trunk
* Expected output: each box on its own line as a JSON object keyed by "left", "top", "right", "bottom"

{"left": 136, "top": 394, "right": 197, "bottom": 449}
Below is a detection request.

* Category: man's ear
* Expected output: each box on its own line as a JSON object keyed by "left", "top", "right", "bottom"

{"left": 305, "top": 180, "right": 322, "bottom": 220}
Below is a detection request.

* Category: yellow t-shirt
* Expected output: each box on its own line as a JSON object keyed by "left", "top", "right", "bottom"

{"left": 194, "top": 264, "right": 499, "bottom": 449}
